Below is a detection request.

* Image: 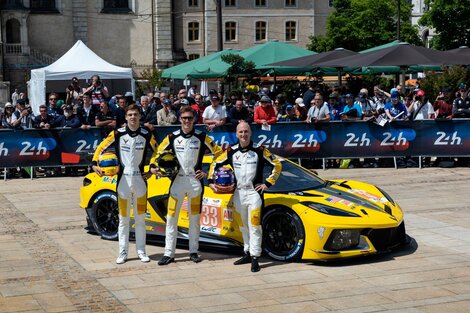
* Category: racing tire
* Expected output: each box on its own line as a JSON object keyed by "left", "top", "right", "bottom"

{"left": 262, "top": 207, "right": 305, "bottom": 261}
{"left": 89, "top": 191, "right": 119, "bottom": 241}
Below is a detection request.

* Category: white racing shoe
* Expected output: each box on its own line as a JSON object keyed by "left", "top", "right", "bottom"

{"left": 116, "top": 251, "right": 128, "bottom": 264}
{"left": 138, "top": 252, "right": 150, "bottom": 263}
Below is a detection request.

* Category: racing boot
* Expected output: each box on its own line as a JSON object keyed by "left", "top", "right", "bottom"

{"left": 189, "top": 253, "right": 202, "bottom": 263}
{"left": 158, "top": 255, "right": 175, "bottom": 266}
{"left": 233, "top": 252, "right": 251, "bottom": 265}
{"left": 251, "top": 256, "right": 260, "bottom": 272}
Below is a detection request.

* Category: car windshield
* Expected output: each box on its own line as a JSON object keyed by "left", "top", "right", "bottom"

{"left": 202, "top": 158, "right": 326, "bottom": 193}
{"left": 264, "top": 159, "right": 326, "bottom": 193}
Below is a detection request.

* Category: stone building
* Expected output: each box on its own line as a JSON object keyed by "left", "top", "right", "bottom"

{"left": 0, "top": 0, "right": 333, "bottom": 102}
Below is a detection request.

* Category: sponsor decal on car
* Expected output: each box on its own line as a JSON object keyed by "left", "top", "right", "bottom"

{"left": 325, "top": 195, "right": 354, "bottom": 206}
{"left": 347, "top": 189, "right": 387, "bottom": 203}
{"left": 102, "top": 176, "right": 117, "bottom": 184}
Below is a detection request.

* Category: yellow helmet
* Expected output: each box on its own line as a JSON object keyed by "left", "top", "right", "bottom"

{"left": 98, "top": 152, "right": 120, "bottom": 176}
{"left": 156, "top": 150, "right": 179, "bottom": 177}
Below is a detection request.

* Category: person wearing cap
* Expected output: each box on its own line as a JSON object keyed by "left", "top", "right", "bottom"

{"left": 174, "top": 89, "right": 195, "bottom": 110}
{"left": 150, "top": 106, "right": 222, "bottom": 265}
{"left": 340, "top": 94, "right": 363, "bottom": 121}
{"left": 307, "top": 93, "right": 331, "bottom": 123}
{"left": 1, "top": 102, "right": 15, "bottom": 128}
{"left": 254, "top": 95, "right": 277, "bottom": 125}
{"left": 156, "top": 99, "right": 177, "bottom": 126}
{"left": 433, "top": 87, "right": 453, "bottom": 119}
{"left": 66, "top": 77, "right": 82, "bottom": 106}
{"left": 11, "top": 99, "right": 33, "bottom": 129}
{"left": 57, "top": 105, "right": 81, "bottom": 128}
{"left": 384, "top": 91, "right": 408, "bottom": 121}
{"left": 229, "top": 99, "right": 252, "bottom": 125}
{"left": 408, "top": 90, "right": 434, "bottom": 120}
{"left": 452, "top": 84, "right": 470, "bottom": 118}
{"left": 243, "top": 89, "right": 257, "bottom": 108}
{"left": 327, "top": 92, "right": 344, "bottom": 121}
{"left": 355, "top": 90, "right": 377, "bottom": 119}
{"left": 278, "top": 104, "right": 299, "bottom": 122}
{"left": 294, "top": 97, "right": 308, "bottom": 120}
{"left": 203, "top": 94, "right": 227, "bottom": 131}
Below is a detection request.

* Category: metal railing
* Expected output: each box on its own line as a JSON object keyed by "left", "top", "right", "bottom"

{"left": 5, "top": 43, "right": 29, "bottom": 55}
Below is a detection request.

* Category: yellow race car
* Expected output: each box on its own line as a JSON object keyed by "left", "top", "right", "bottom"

{"left": 80, "top": 156, "right": 408, "bottom": 261}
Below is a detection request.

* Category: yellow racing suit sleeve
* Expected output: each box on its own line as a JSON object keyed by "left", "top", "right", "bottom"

{"left": 149, "top": 134, "right": 171, "bottom": 169}
{"left": 92, "top": 130, "right": 116, "bottom": 166}
{"left": 263, "top": 148, "right": 282, "bottom": 187}
{"left": 207, "top": 150, "right": 230, "bottom": 184}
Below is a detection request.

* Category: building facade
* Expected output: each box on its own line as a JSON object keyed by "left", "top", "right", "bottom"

{"left": 0, "top": 0, "right": 332, "bottom": 101}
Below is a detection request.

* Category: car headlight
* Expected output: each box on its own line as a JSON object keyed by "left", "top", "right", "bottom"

{"left": 301, "top": 201, "right": 360, "bottom": 217}
{"left": 324, "top": 229, "right": 361, "bottom": 251}
{"left": 83, "top": 177, "right": 92, "bottom": 186}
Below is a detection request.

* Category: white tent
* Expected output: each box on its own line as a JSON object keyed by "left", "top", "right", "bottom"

{"left": 28, "top": 40, "right": 135, "bottom": 114}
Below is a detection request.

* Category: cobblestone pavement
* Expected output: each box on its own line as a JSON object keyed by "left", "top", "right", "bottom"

{"left": 1, "top": 168, "right": 470, "bottom": 312}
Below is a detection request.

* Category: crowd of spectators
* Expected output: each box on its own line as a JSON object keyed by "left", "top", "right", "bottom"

{"left": 2, "top": 75, "right": 470, "bottom": 177}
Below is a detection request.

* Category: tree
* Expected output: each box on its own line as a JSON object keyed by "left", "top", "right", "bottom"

{"left": 419, "top": 0, "right": 470, "bottom": 50}
{"left": 220, "top": 54, "right": 258, "bottom": 90}
{"left": 307, "top": 0, "right": 421, "bottom": 52}
{"left": 136, "top": 68, "right": 166, "bottom": 96}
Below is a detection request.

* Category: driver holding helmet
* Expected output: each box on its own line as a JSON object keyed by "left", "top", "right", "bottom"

{"left": 208, "top": 121, "right": 282, "bottom": 272}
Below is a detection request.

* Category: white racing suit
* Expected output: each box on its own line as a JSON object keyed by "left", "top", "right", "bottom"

{"left": 151, "top": 128, "right": 222, "bottom": 257}
{"left": 93, "top": 126, "right": 156, "bottom": 256}
{"left": 208, "top": 141, "right": 281, "bottom": 257}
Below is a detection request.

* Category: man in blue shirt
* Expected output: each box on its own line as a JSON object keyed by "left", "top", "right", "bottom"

{"left": 384, "top": 91, "right": 408, "bottom": 121}
{"left": 340, "top": 94, "right": 363, "bottom": 120}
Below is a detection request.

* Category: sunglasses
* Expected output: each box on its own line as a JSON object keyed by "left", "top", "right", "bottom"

{"left": 180, "top": 116, "right": 194, "bottom": 120}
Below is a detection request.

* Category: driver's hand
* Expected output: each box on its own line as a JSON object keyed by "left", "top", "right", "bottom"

{"left": 195, "top": 170, "right": 206, "bottom": 180}
{"left": 92, "top": 165, "right": 103, "bottom": 177}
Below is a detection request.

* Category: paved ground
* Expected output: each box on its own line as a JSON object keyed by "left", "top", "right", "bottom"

{"left": 1, "top": 168, "right": 470, "bottom": 312}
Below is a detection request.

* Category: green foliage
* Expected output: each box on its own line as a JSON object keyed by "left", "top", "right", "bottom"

{"left": 309, "top": 0, "right": 421, "bottom": 52}
{"left": 419, "top": 0, "right": 470, "bottom": 50}
{"left": 221, "top": 54, "right": 258, "bottom": 89}
{"left": 136, "top": 68, "right": 166, "bottom": 96}
{"left": 419, "top": 66, "right": 469, "bottom": 100}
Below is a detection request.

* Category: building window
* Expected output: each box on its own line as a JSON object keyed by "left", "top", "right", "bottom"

{"left": 225, "top": 0, "right": 236, "bottom": 7}
{"left": 328, "top": 0, "right": 334, "bottom": 7}
{"left": 255, "top": 0, "right": 266, "bottom": 7}
{"left": 102, "top": 0, "right": 132, "bottom": 13}
{"left": 255, "top": 21, "right": 267, "bottom": 42}
{"left": 188, "top": 0, "right": 198, "bottom": 7}
{"left": 6, "top": 19, "right": 21, "bottom": 43}
{"left": 285, "top": 21, "right": 297, "bottom": 41}
{"left": 225, "top": 21, "right": 237, "bottom": 42}
{"left": 188, "top": 54, "right": 200, "bottom": 60}
{"left": 30, "top": 0, "right": 58, "bottom": 12}
{"left": 285, "top": 0, "right": 296, "bottom": 7}
{"left": 188, "top": 22, "right": 200, "bottom": 42}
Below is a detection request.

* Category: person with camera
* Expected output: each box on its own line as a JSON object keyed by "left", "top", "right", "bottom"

{"left": 83, "top": 75, "right": 109, "bottom": 107}
{"left": 433, "top": 88, "right": 453, "bottom": 119}
{"left": 306, "top": 93, "right": 331, "bottom": 123}
{"left": 66, "top": 77, "right": 82, "bottom": 106}
{"left": 150, "top": 106, "right": 222, "bottom": 266}
{"left": 208, "top": 121, "right": 282, "bottom": 272}
{"left": 92, "top": 104, "right": 157, "bottom": 264}
{"left": 11, "top": 99, "right": 33, "bottom": 129}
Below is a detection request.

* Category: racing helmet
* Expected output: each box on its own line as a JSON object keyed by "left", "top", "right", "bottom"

{"left": 213, "top": 167, "right": 235, "bottom": 193}
{"left": 98, "top": 152, "right": 120, "bottom": 176}
{"left": 156, "top": 150, "right": 179, "bottom": 177}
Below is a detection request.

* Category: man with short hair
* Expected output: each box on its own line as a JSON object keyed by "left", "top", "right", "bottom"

{"left": 307, "top": 94, "right": 330, "bottom": 123}
{"left": 95, "top": 101, "right": 116, "bottom": 131}
{"left": 340, "top": 94, "right": 363, "bottom": 121}
{"left": 202, "top": 94, "right": 227, "bottom": 131}
{"left": 139, "top": 95, "right": 157, "bottom": 130}
{"left": 92, "top": 104, "right": 157, "bottom": 264}
{"left": 191, "top": 93, "right": 207, "bottom": 124}
{"left": 77, "top": 94, "right": 98, "bottom": 130}
{"left": 33, "top": 104, "right": 55, "bottom": 129}
{"left": 157, "top": 99, "right": 177, "bottom": 126}
{"left": 151, "top": 107, "right": 222, "bottom": 265}
{"left": 208, "top": 121, "right": 281, "bottom": 272}
{"left": 229, "top": 99, "right": 252, "bottom": 125}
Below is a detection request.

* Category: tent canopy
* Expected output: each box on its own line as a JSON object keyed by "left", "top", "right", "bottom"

{"left": 28, "top": 40, "right": 134, "bottom": 113}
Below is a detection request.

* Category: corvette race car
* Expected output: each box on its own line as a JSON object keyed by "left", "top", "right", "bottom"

{"left": 79, "top": 156, "right": 407, "bottom": 261}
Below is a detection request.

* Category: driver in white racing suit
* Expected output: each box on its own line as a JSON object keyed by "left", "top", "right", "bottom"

{"left": 208, "top": 121, "right": 281, "bottom": 272}
{"left": 92, "top": 104, "right": 157, "bottom": 264}
{"left": 150, "top": 106, "right": 222, "bottom": 265}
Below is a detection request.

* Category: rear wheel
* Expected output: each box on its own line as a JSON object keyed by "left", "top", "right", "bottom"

{"left": 262, "top": 207, "right": 305, "bottom": 261}
{"left": 90, "top": 191, "right": 119, "bottom": 240}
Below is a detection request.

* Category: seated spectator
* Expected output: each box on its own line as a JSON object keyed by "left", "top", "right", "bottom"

{"left": 307, "top": 94, "right": 331, "bottom": 123}
{"left": 77, "top": 93, "right": 98, "bottom": 130}
{"left": 229, "top": 99, "right": 253, "bottom": 125}
{"left": 294, "top": 97, "right": 308, "bottom": 121}
{"left": 384, "top": 91, "right": 408, "bottom": 121}
{"left": 33, "top": 104, "right": 55, "bottom": 129}
{"left": 139, "top": 95, "right": 157, "bottom": 130}
{"left": 278, "top": 105, "right": 300, "bottom": 122}
{"left": 433, "top": 87, "right": 453, "bottom": 119}
{"left": 1, "top": 102, "right": 15, "bottom": 128}
{"left": 157, "top": 99, "right": 177, "bottom": 126}
{"left": 340, "top": 94, "right": 363, "bottom": 121}
{"left": 254, "top": 95, "right": 277, "bottom": 125}
{"left": 327, "top": 92, "right": 344, "bottom": 121}
{"left": 191, "top": 93, "right": 207, "bottom": 124}
{"left": 203, "top": 94, "right": 227, "bottom": 131}
{"left": 95, "top": 101, "right": 116, "bottom": 132}
{"left": 11, "top": 99, "right": 33, "bottom": 129}
{"left": 58, "top": 105, "right": 82, "bottom": 128}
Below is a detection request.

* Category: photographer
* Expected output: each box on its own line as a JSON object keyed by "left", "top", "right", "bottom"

{"left": 11, "top": 99, "right": 33, "bottom": 129}
{"left": 433, "top": 87, "right": 453, "bottom": 119}
{"left": 83, "top": 75, "right": 109, "bottom": 107}
{"left": 65, "top": 77, "right": 82, "bottom": 106}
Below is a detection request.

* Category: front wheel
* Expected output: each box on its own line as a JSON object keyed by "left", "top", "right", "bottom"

{"left": 262, "top": 207, "right": 305, "bottom": 261}
{"left": 89, "top": 191, "right": 119, "bottom": 240}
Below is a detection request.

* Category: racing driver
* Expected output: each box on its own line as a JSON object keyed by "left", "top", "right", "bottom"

{"left": 92, "top": 104, "right": 157, "bottom": 264}
{"left": 150, "top": 106, "right": 222, "bottom": 265}
{"left": 208, "top": 121, "right": 281, "bottom": 272}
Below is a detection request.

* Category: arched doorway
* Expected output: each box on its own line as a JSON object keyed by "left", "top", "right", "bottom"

{"left": 6, "top": 18, "right": 21, "bottom": 43}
